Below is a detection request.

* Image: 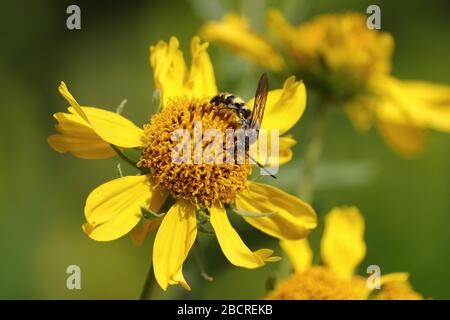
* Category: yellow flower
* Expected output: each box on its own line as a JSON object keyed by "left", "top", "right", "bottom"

{"left": 267, "top": 206, "right": 422, "bottom": 300}
{"left": 201, "top": 11, "right": 450, "bottom": 156}
{"left": 47, "top": 36, "right": 317, "bottom": 291}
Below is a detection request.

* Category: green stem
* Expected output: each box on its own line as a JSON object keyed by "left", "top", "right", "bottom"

{"left": 139, "top": 263, "right": 156, "bottom": 300}
{"left": 277, "top": 101, "right": 327, "bottom": 279}
{"left": 110, "top": 144, "right": 140, "bottom": 170}
{"left": 193, "top": 239, "right": 214, "bottom": 281}
{"left": 298, "top": 103, "right": 327, "bottom": 203}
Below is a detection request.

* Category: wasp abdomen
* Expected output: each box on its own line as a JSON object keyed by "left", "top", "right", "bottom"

{"left": 210, "top": 93, "right": 251, "bottom": 125}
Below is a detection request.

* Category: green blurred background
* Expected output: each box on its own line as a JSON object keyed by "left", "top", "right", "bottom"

{"left": 0, "top": 0, "right": 449, "bottom": 299}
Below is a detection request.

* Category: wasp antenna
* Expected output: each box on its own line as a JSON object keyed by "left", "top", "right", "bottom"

{"left": 248, "top": 154, "right": 277, "bottom": 179}
{"left": 257, "top": 161, "right": 277, "bottom": 179}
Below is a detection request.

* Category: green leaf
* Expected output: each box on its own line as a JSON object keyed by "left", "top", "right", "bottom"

{"left": 152, "top": 89, "right": 161, "bottom": 112}
{"left": 116, "top": 163, "right": 123, "bottom": 177}
{"left": 197, "top": 223, "right": 215, "bottom": 235}
{"left": 116, "top": 99, "right": 127, "bottom": 115}
{"left": 141, "top": 207, "right": 165, "bottom": 220}
{"left": 196, "top": 208, "right": 210, "bottom": 222}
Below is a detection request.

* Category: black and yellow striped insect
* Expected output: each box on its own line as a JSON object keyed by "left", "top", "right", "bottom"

{"left": 210, "top": 73, "right": 275, "bottom": 178}
{"left": 210, "top": 73, "right": 268, "bottom": 135}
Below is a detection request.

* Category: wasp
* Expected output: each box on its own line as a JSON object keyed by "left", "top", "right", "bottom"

{"left": 210, "top": 73, "right": 275, "bottom": 178}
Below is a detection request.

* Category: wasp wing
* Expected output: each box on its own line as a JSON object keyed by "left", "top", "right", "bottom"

{"left": 249, "top": 73, "right": 269, "bottom": 133}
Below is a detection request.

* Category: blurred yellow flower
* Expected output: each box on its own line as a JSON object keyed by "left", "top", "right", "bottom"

{"left": 47, "top": 36, "right": 317, "bottom": 291}
{"left": 201, "top": 11, "right": 450, "bottom": 156}
{"left": 267, "top": 206, "right": 423, "bottom": 300}
{"left": 201, "top": 14, "right": 284, "bottom": 72}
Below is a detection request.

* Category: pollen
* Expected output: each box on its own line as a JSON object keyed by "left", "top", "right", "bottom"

{"left": 266, "top": 267, "right": 370, "bottom": 300}
{"left": 138, "top": 97, "right": 251, "bottom": 208}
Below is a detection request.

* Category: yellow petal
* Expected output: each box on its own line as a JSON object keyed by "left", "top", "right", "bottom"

{"left": 48, "top": 111, "right": 116, "bottom": 159}
{"left": 58, "top": 82, "right": 144, "bottom": 148}
{"left": 200, "top": 14, "right": 284, "bottom": 71}
{"left": 257, "top": 136, "right": 296, "bottom": 167}
{"left": 256, "top": 249, "right": 282, "bottom": 262}
{"left": 320, "top": 206, "right": 366, "bottom": 279}
{"left": 377, "top": 120, "right": 426, "bottom": 157}
{"left": 150, "top": 37, "right": 217, "bottom": 108}
{"left": 150, "top": 37, "right": 187, "bottom": 107}
{"left": 83, "top": 175, "right": 152, "bottom": 241}
{"left": 187, "top": 36, "right": 218, "bottom": 99}
{"left": 248, "top": 76, "right": 307, "bottom": 135}
{"left": 52, "top": 111, "right": 93, "bottom": 136}
{"left": 168, "top": 267, "right": 191, "bottom": 291}
{"left": 278, "top": 136, "right": 296, "bottom": 165}
{"left": 374, "top": 76, "right": 450, "bottom": 133}
{"left": 371, "top": 76, "right": 435, "bottom": 156}
{"left": 380, "top": 272, "right": 409, "bottom": 285}
{"left": 77, "top": 107, "right": 144, "bottom": 148}
{"left": 280, "top": 239, "right": 313, "bottom": 273}
{"left": 130, "top": 187, "right": 169, "bottom": 246}
{"left": 58, "top": 82, "right": 89, "bottom": 123}
{"left": 210, "top": 202, "right": 277, "bottom": 269}
{"left": 400, "top": 80, "right": 450, "bottom": 132}
{"left": 266, "top": 9, "right": 296, "bottom": 48}
{"left": 48, "top": 135, "right": 115, "bottom": 160}
{"left": 153, "top": 200, "right": 197, "bottom": 291}
{"left": 235, "top": 182, "right": 317, "bottom": 240}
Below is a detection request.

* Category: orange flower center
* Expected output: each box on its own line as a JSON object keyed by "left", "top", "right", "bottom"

{"left": 138, "top": 97, "right": 250, "bottom": 208}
